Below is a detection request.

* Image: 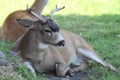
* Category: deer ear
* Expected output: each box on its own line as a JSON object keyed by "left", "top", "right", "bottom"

{"left": 16, "top": 19, "right": 34, "bottom": 28}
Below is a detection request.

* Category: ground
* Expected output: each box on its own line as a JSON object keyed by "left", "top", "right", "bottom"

{"left": 0, "top": 58, "right": 117, "bottom": 80}
{"left": 0, "top": 59, "right": 24, "bottom": 80}
{"left": 44, "top": 68, "right": 99, "bottom": 80}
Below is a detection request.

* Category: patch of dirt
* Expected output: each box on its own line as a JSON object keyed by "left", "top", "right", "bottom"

{"left": 0, "top": 57, "right": 102, "bottom": 80}
{"left": 0, "top": 59, "right": 24, "bottom": 80}
{"left": 42, "top": 68, "right": 102, "bottom": 80}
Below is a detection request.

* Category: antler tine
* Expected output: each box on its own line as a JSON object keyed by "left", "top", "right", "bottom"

{"left": 30, "top": 11, "right": 47, "bottom": 23}
{"left": 50, "top": 4, "right": 65, "bottom": 19}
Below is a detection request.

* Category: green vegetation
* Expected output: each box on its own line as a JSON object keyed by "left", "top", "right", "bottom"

{"left": 0, "top": 0, "right": 120, "bottom": 80}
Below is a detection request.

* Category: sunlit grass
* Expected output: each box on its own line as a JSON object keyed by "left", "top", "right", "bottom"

{"left": 0, "top": 0, "right": 34, "bottom": 26}
{"left": 1, "top": 0, "right": 120, "bottom": 26}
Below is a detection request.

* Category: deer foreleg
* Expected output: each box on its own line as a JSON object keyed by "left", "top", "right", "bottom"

{"left": 23, "top": 61, "right": 36, "bottom": 77}
{"left": 67, "top": 62, "right": 87, "bottom": 77}
{"left": 56, "top": 63, "right": 70, "bottom": 77}
{"left": 73, "top": 62, "right": 87, "bottom": 72}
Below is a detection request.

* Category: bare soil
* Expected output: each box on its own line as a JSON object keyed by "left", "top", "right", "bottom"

{"left": 0, "top": 59, "right": 24, "bottom": 80}
{"left": 0, "top": 59, "right": 102, "bottom": 80}
{"left": 42, "top": 68, "right": 102, "bottom": 80}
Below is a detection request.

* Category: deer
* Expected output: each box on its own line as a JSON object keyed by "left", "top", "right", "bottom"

{"left": 10, "top": 5, "right": 117, "bottom": 77}
{"left": 1, "top": 0, "right": 48, "bottom": 42}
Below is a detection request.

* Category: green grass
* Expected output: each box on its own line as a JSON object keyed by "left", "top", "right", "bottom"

{"left": 0, "top": 0, "right": 120, "bottom": 80}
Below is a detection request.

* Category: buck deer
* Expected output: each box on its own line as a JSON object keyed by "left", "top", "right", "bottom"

{"left": 10, "top": 5, "right": 117, "bottom": 77}
{"left": 1, "top": 0, "right": 48, "bottom": 42}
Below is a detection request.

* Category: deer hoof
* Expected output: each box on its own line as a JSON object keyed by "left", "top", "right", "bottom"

{"left": 68, "top": 70, "right": 75, "bottom": 77}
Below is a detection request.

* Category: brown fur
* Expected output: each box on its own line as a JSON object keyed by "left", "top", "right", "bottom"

{"left": 11, "top": 19, "right": 116, "bottom": 77}
{"left": 1, "top": 0, "right": 48, "bottom": 42}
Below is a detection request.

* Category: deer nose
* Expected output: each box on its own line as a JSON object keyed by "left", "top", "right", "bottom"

{"left": 57, "top": 40, "right": 65, "bottom": 46}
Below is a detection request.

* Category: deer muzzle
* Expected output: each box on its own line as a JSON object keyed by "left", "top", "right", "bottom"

{"left": 55, "top": 32, "right": 65, "bottom": 46}
{"left": 57, "top": 40, "right": 65, "bottom": 46}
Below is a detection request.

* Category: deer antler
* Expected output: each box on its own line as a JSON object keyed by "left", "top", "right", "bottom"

{"left": 50, "top": 5, "right": 65, "bottom": 19}
{"left": 30, "top": 4, "right": 65, "bottom": 22}
{"left": 30, "top": 11, "right": 47, "bottom": 23}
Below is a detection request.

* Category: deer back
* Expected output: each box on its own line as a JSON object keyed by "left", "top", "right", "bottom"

{"left": 1, "top": 0, "right": 48, "bottom": 42}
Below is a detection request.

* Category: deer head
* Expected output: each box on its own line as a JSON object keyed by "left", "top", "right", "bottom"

{"left": 16, "top": 5, "right": 65, "bottom": 46}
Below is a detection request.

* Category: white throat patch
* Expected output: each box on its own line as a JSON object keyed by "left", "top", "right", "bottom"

{"left": 39, "top": 43, "right": 48, "bottom": 49}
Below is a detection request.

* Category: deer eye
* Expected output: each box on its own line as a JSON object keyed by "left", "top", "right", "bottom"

{"left": 44, "top": 29, "right": 51, "bottom": 33}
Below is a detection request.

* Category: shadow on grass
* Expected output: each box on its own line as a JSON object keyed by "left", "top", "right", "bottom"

{"left": 0, "top": 14, "right": 120, "bottom": 80}
{"left": 54, "top": 14, "right": 120, "bottom": 30}
{"left": 48, "top": 14, "right": 120, "bottom": 80}
{"left": 54, "top": 14, "right": 120, "bottom": 52}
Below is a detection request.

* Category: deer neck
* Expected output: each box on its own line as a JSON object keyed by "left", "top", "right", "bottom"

{"left": 30, "top": 0, "right": 48, "bottom": 14}
{"left": 27, "top": 30, "right": 48, "bottom": 50}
